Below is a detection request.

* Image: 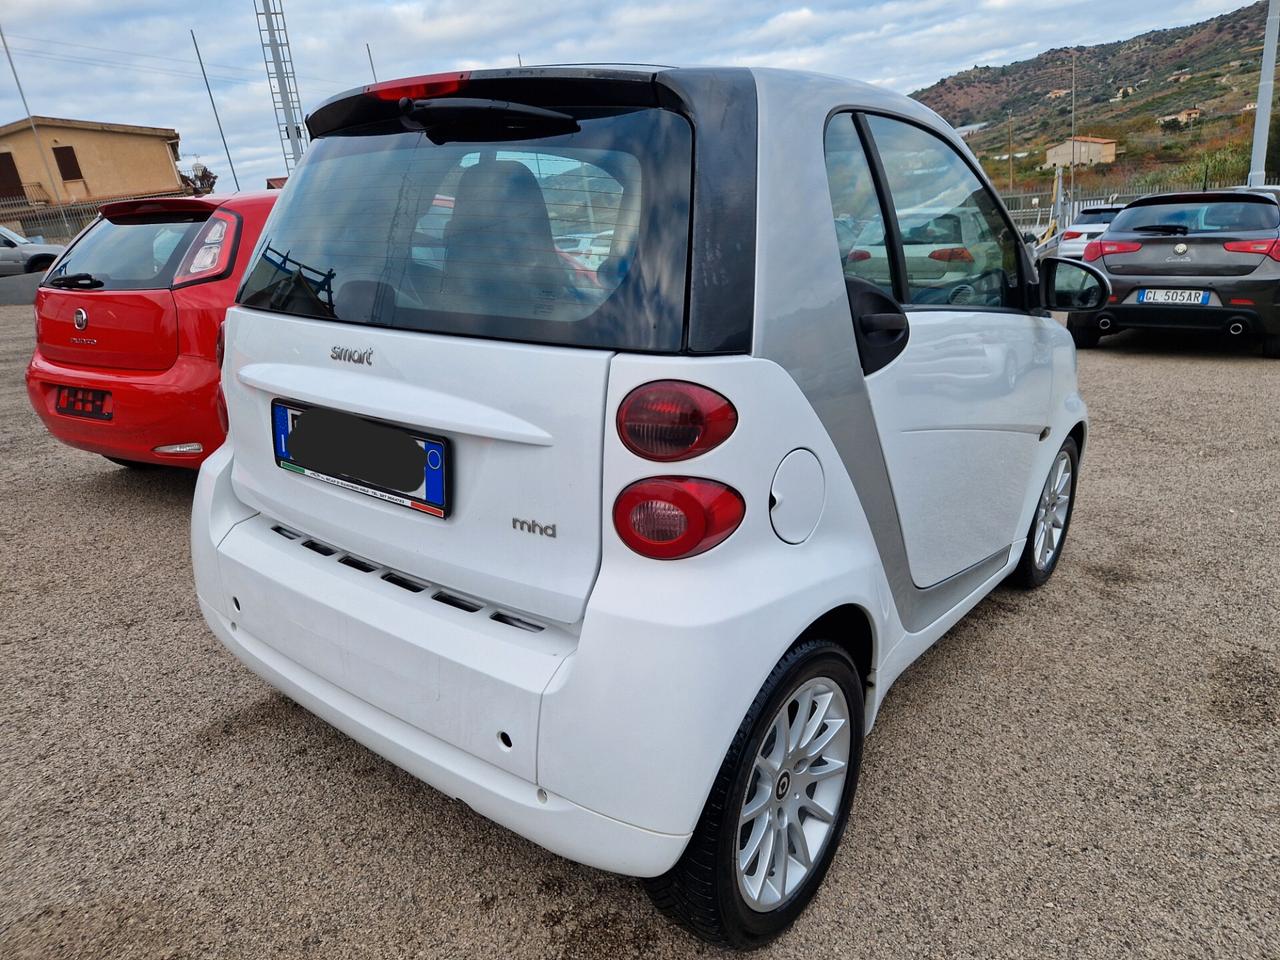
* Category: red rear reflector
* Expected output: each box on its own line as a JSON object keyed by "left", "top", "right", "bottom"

{"left": 1085, "top": 240, "right": 1141, "bottom": 261}
{"left": 613, "top": 477, "right": 745, "bottom": 560}
{"left": 927, "top": 246, "right": 974, "bottom": 263}
{"left": 617, "top": 381, "right": 737, "bottom": 462}
{"left": 1229, "top": 298, "right": 1256, "bottom": 306}
{"left": 366, "top": 72, "right": 469, "bottom": 102}
{"left": 1224, "top": 238, "right": 1280, "bottom": 260}
{"left": 1062, "top": 231, "right": 1084, "bottom": 240}
{"left": 846, "top": 249, "right": 872, "bottom": 263}
{"left": 173, "top": 210, "right": 240, "bottom": 287}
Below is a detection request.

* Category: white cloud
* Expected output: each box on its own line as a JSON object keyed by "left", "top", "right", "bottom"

{"left": 0, "top": 0, "right": 1255, "bottom": 189}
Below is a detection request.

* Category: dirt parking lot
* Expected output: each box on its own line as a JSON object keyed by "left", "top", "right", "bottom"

{"left": 1, "top": 301, "right": 1276, "bottom": 959}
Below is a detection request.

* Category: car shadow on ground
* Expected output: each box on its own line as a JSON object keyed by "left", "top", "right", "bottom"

{"left": 1093, "top": 327, "right": 1268, "bottom": 359}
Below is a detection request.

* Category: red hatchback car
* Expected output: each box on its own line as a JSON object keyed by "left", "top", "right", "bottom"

{"left": 26, "top": 192, "right": 276, "bottom": 468}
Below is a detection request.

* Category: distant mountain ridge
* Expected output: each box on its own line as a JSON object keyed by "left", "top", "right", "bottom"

{"left": 912, "top": 2, "right": 1266, "bottom": 156}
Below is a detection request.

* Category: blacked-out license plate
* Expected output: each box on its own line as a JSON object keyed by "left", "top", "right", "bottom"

{"left": 271, "top": 400, "right": 449, "bottom": 518}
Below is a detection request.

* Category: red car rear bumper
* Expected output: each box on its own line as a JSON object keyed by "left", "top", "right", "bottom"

{"left": 26, "top": 348, "right": 223, "bottom": 467}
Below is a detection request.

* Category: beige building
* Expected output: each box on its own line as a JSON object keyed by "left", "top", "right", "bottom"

{"left": 0, "top": 116, "right": 183, "bottom": 205}
{"left": 1043, "top": 135, "right": 1118, "bottom": 168}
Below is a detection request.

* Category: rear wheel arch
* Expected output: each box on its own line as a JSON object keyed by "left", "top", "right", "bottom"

{"left": 1068, "top": 420, "right": 1087, "bottom": 459}
{"left": 25, "top": 254, "right": 55, "bottom": 273}
{"left": 793, "top": 604, "right": 874, "bottom": 697}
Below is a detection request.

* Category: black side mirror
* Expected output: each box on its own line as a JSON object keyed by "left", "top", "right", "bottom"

{"left": 1039, "top": 256, "right": 1110, "bottom": 312}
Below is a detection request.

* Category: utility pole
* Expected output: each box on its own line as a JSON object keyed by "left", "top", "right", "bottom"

{"left": 191, "top": 30, "right": 241, "bottom": 191}
{"left": 1248, "top": 0, "right": 1279, "bottom": 185}
{"left": 1070, "top": 50, "right": 1077, "bottom": 216}
{"left": 0, "top": 21, "right": 71, "bottom": 234}
{"left": 1007, "top": 110, "right": 1014, "bottom": 192}
{"left": 366, "top": 43, "right": 377, "bottom": 82}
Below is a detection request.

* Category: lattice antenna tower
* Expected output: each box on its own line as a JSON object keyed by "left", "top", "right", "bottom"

{"left": 256, "top": 0, "right": 308, "bottom": 173}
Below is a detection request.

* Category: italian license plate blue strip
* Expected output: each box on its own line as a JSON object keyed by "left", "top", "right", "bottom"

{"left": 270, "top": 400, "right": 449, "bottom": 518}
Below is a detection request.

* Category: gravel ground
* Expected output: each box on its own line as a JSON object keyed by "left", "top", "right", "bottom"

{"left": 2, "top": 302, "right": 1277, "bottom": 959}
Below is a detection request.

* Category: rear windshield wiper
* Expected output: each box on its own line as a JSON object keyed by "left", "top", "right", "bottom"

{"left": 46, "top": 272, "right": 105, "bottom": 289}
{"left": 400, "top": 97, "right": 580, "bottom": 143}
{"left": 1131, "top": 223, "right": 1190, "bottom": 235}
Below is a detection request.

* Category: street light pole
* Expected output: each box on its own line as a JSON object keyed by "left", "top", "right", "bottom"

{"left": 1070, "top": 50, "right": 1077, "bottom": 215}
{"left": 1008, "top": 110, "right": 1014, "bottom": 192}
{"left": 1248, "top": 0, "right": 1279, "bottom": 185}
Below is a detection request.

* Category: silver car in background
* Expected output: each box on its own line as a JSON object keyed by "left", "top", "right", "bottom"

{"left": 0, "top": 225, "right": 64, "bottom": 276}
{"left": 1054, "top": 205, "right": 1123, "bottom": 260}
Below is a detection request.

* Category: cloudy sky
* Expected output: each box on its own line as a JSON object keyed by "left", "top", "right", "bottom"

{"left": 0, "top": 0, "right": 1255, "bottom": 188}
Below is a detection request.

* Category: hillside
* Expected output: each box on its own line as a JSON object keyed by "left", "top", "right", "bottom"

{"left": 912, "top": 2, "right": 1269, "bottom": 187}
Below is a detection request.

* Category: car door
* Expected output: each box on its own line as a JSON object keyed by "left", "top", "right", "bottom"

{"left": 824, "top": 112, "right": 1054, "bottom": 588}
{"left": 0, "top": 235, "right": 23, "bottom": 275}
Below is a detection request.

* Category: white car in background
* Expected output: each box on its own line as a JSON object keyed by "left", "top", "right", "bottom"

{"left": 193, "top": 65, "right": 1109, "bottom": 948}
{"left": 1053, "top": 205, "right": 1124, "bottom": 260}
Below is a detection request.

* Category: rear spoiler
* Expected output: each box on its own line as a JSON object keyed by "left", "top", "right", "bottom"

{"left": 306, "top": 67, "right": 668, "bottom": 139}
{"left": 1129, "top": 191, "right": 1279, "bottom": 208}
{"left": 99, "top": 196, "right": 223, "bottom": 222}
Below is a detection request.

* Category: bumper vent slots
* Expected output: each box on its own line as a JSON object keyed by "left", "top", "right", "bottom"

{"left": 269, "top": 523, "right": 545, "bottom": 633}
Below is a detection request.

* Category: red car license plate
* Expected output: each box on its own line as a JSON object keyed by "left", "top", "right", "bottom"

{"left": 56, "top": 386, "right": 113, "bottom": 420}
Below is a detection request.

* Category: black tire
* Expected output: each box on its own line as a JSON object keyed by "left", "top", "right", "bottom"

{"left": 1008, "top": 436, "right": 1079, "bottom": 589}
{"left": 1067, "top": 315, "right": 1100, "bottom": 349}
{"left": 645, "top": 640, "right": 864, "bottom": 950}
{"left": 104, "top": 456, "right": 157, "bottom": 469}
{"left": 1262, "top": 334, "right": 1280, "bottom": 359}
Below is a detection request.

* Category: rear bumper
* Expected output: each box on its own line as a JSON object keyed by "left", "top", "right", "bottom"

{"left": 197, "top": 596, "right": 688, "bottom": 876}
{"left": 26, "top": 347, "right": 222, "bottom": 466}
{"left": 1083, "top": 275, "right": 1280, "bottom": 336}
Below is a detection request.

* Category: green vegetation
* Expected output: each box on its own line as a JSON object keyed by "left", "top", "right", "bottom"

{"left": 913, "top": 1, "right": 1272, "bottom": 190}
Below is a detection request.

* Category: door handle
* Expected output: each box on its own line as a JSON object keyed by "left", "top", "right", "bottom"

{"left": 857, "top": 311, "right": 908, "bottom": 336}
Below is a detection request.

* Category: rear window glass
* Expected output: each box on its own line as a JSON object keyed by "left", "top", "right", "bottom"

{"left": 1111, "top": 200, "right": 1280, "bottom": 233}
{"left": 45, "top": 216, "right": 204, "bottom": 291}
{"left": 238, "top": 108, "right": 693, "bottom": 352}
{"left": 1073, "top": 209, "right": 1119, "bottom": 225}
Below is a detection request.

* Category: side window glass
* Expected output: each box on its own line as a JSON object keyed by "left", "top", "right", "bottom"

{"left": 866, "top": 115, "right": 1020, "bottom": 308}
{"left": 823, "top": 115, "right": 893, "bottom": 299}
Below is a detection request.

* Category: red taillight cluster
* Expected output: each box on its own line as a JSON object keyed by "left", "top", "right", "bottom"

{"left": 613, "top": 381, "right": 743, "bottom": 560}
{"left": 174, "top": 210, "right": 240, "bottom": 287}
{"left": 1224, "top": 238, "right": 1280, "bottom": 260}
{"left": 846, "top": 248, "right": 872, "bottom": 263}
{"left": 365, "top": 71, "right": 470, "bottom": 102}
{"left": 1061, "top": 230, "right": 1084, "bottom": 241}
{"left": 927, "top": 246, "right": 974, "bottom": 263}
{"left": 1083, "top": 240, "right": 1142, "bottom": 262}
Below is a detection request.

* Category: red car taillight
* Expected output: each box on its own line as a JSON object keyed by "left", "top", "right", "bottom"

{"left": 617, "top": 381, "right": 737, "bottom": 462}
{"left": 846, "top": 248, "right": 872, "bottom": 263}
{"left": 1224, "top": 238, "right": 1280, "bottom": 260}
{"left": 1084, "top": 240, "right": 1141, "bottom": 262}
{"left": 927, "top": 246, "right": 974, "bottom": 263}
{"left": 613, "top": 477, "right": 745, "bottom": 560}
{"left": 173, "top": 210, "right": 240, "bottom": 287}
{"left": 365, "top": 71, "right": 470, "bottom": 101}
{"left": 1061, "top": 230, "right": 1084, "bottom": 240}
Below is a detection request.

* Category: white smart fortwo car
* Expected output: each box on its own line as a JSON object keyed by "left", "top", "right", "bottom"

{"left": 192, "top": 66, "right": 1108, "bottom": 948}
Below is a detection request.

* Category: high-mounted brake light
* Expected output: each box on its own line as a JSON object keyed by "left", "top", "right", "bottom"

{"left": 1061, "top": 230, "right": 1084, "bottom": 240}
{"left": 613, "top": 477, "right": 745, "bottom": 560}
{"left": 617, "top": 381, "right": 737, "bottom": 462}
{"left": 1224, "top": 238, "right": 1280, "bottom": 261}
{"left": 173, "top": 210, "right": 240, "bottom": 287}
{"left": 365, "top": 72, "right": 470, "bottom": 102}
{"left": 928, "top": 247, "right": 974, "bottom": 263}
{"left": 1083, "top": 240, "right": 1142, "bottom": 262}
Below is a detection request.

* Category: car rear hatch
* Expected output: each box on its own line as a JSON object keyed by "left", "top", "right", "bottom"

{"left": 36, "top": 198, "right": 221, "bottom": 370}
{"left": 222, "top": 70, "right": 695, "bottom": 626}
{"left": 1102, "top": 193, "right": 1279, "bottom": 277}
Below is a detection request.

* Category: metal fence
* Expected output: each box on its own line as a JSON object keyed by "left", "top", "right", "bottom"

{"left": 0, "top": 189, "right": 189, "bottom": 244}
{"left": 1000, "top": 179, "right": 1260, "bottom": 232}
